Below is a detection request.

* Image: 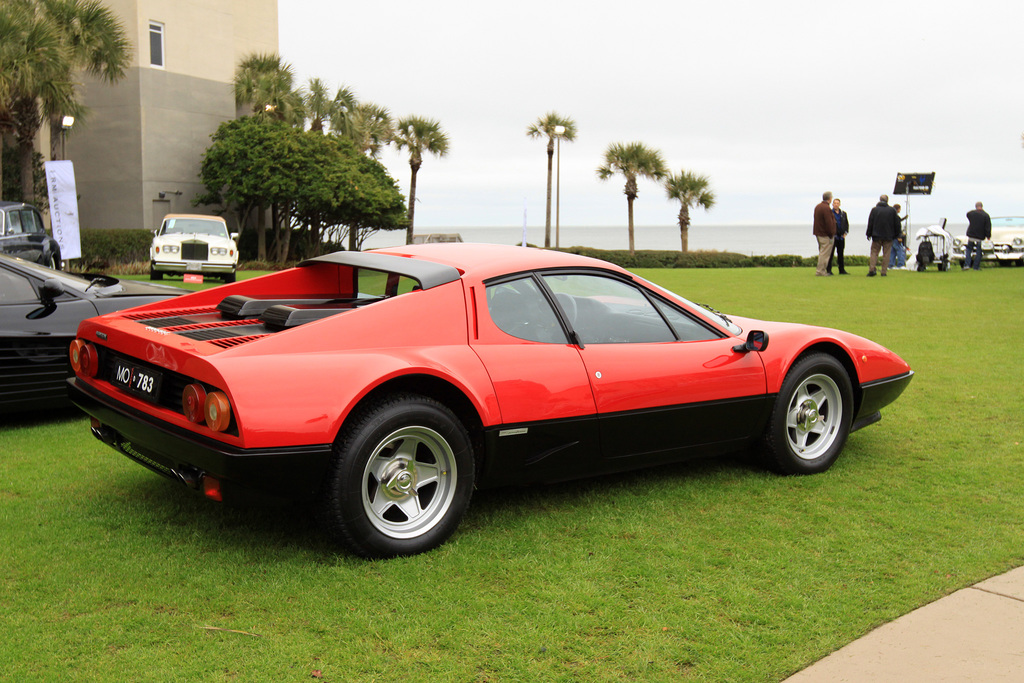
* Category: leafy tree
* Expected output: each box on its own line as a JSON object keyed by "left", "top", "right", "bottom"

{"left": 596, "top": 142, "right": 667, "bottom": 255}
{"left": 392, "top": 115, "right": 449, "bottom": 244}
{"left": 0, "top": 0, "right": 130, "bottom": 202}
{"left": 526, "top": 112, "right": 577, "bottom": 248}
{"left": 664, "top": 170, "right": 715, "bottom": 252}
{"left": 197, "top": 117, "right": 406, "bottom": 261}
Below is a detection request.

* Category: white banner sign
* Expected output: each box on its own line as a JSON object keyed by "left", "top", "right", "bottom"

{"left": 43, "top": 160, "right": 82, "bottom": 260}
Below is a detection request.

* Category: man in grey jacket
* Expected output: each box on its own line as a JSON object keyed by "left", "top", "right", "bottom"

{"left": 866, "top": 194, "right": 901, "bottom": 277}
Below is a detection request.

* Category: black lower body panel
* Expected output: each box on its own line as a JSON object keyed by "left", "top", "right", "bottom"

{"left": 68, "top": 378, "right": 333, "bottom": 504}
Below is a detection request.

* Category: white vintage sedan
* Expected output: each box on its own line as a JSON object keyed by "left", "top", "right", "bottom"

{"left": 150, "top": 214, "right": 239, "bottom": 282}
{"left": 952, "top": 216, "right": 1024, "bottom": 267}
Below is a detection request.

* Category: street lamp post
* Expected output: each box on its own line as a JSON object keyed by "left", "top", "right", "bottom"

{"left": 61, "top": 116, "right": 75, "bottom": 160}
{"left": 554, "top": 125, "right": 565, "bottom": 248}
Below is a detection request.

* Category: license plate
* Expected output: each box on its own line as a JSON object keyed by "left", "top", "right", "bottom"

{"left": 111, "top": 359, "right": 163, "bottom": 402}
{"left": 185, "top": 261, "right": 203, "bottom": 272}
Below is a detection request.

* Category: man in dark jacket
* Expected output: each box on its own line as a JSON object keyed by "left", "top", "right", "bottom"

{"left": 964, "top": 201, "right": 992, "bottom": 270}
{"left": 865, "top": 194, "right": 900, "bottom": 276}
{"left": 827, "top": 197, "right": 849, "bottom": 275}
{"left": 813, "top": 191, "right": 837, "bottom": 276}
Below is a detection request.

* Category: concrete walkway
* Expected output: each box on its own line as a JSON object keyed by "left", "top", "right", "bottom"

{"left": 785, "top": 566, "right": 1024, "bottom": 682}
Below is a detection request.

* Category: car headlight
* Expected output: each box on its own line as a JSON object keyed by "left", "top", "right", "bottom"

{"left": 211, "top": 247, "right": 229, "bottom": 256}
{"left": 155, "top": 244, "right": 180, "bottom": 254}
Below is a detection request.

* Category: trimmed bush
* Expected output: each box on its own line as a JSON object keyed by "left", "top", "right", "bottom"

{"left": 74, "top": 228, "right": 153, "bottom": 271}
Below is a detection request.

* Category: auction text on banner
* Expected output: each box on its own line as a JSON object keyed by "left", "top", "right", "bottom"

{"left": 44, "top": 160, "right": 82, "bottom": 260}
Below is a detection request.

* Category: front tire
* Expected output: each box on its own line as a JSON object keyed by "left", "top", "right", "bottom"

{"left": 149, "top": 264, "right": 163, "bottom": 281}
{"left": 761, "top": 353, "right": 854, "bottom": 475}
{"left": 318, "top": 393, "right": 474, "bottom": 558}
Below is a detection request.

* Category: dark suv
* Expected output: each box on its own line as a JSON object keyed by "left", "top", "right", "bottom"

{"left": 0, "top": 201, "right": 62, "bottom": 269}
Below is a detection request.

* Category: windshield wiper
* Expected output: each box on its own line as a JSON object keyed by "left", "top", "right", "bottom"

{"left": 697, "top": 302, "right": 732, "bottom": 325}
{"left": 83, "top": 274, "right": 120, "bottom": 291}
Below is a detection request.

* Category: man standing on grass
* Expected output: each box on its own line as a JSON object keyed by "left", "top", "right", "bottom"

{"left": 813, "top": 191, "right": 837, "bottom": 276}
{"left": 828, "top": 197, "right": 850, "bottom": 275}
{"left": 964, "top": 201, "right": 991, "bottom": 270}
{"left": 866, "top": 194, "right": 900, "bottom": 277}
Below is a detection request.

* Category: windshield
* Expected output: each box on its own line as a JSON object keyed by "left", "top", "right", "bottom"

{"left": 161, "top": 218, "right": 229, "bottom": 238}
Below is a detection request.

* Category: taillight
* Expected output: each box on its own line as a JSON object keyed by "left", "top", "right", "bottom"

{"left": 182, "top": 383, "right": 207, "bottom": 423}
{"left": 204, "top": 391, "right": 231, "bottom": 432}
{"left": 69, "top": 339, "right": 98, "bottom": 377}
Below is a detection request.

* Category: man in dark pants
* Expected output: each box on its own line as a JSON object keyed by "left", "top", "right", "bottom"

{"left": 964, "top": 202, "right": 991, "bottom": 270}
{"left": 827, "top": 197, "right": 849, "bottom": 274}
{"left": 866, "top": 194, "right": 900, "bottom": 276}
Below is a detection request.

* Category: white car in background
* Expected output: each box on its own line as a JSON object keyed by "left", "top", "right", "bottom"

{"left": 952, "top": 216, "right": 1024, "bottom": 267}
{"left": 150, "top": 214, "right": 238, "bottom": 282}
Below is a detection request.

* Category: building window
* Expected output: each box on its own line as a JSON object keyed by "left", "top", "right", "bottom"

{"left": 149, "top": 22, "right": 164, "bottom": 68}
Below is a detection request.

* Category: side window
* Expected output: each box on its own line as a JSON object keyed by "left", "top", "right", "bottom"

{"left": 486, "top": 277, "right": 565, "bottom": 343}
{"left": 20, "top": 210, "right": 44, "bottom": 234}
{"left": 541, "top": 273, "right": 675, "bottom": 344}
{"left": 650, "top": 298, "right": 721, "bottom": 342}
{"left": 149, "top": 22, "right": 165, "bottom": 68}
{"left": 7, "top": 211, "right": 23, "bottom": 234}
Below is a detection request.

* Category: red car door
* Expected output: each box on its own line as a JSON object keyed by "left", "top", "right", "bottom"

{"left": 538, "top": 272, "right": 768, "bottom": 464}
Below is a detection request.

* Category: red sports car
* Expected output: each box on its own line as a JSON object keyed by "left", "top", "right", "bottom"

{"left": 68, "top": 244, "right": 912, "bottom": 558}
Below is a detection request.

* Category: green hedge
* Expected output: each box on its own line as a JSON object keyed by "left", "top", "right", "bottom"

{"left": 74, "top": 228, "right": 154, "bottom": 270}
{"left": 67, "top": 228, "right": 870, "bottom": 271}
{"left": 558, "top": 246, "right": 869, "bottom": 269}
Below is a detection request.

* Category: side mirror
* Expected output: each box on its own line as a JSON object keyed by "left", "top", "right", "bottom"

{"left": 733, "top": 330, "right": 769, "bottom": 354}
{"left": 230, "top": 232, "right": 239, "bottom": 242}
{"left": 39, "top": 278, "right": 65, "bottom": 303}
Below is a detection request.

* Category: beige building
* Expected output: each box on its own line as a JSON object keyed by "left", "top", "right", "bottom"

{"left": 64, "top": 0, "right": 278, "bottom": 231}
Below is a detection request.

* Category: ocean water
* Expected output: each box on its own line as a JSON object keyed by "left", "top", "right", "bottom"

{"left": 361, "top": 224, "right": 877, "bottom": 258}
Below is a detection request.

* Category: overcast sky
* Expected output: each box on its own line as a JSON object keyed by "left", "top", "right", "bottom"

{"left": 278, "top": 0, "right": 1023, "bottom": 231}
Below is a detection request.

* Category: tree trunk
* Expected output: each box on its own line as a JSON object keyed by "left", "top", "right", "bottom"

{"left": 49, "top": 116, "right": 61, "bottom": 161}
{"left": 278, "top": 209, "right": 291, "bottom": 264}
{"left": 405, "top": 160, "right": 420, "bottom": 245}
{"left": 18, "top": 137, "right": 35, "bottom": 204}
{"left": 544, "top": 140, "right": 554, "bottom": 248}
{"left": 348, "top": 225, "right": 358, "bottom": 252}
{"left": 256, "top": 203, "right": 267, "bottom": 261}
{"left": 679, "top": 205, "right": 691, "bottom": 252}
{"left": 627, "top": 195, "right": 636, "bottom": 255}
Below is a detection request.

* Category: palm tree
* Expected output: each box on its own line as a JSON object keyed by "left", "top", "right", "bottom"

{"left": 1, "top": 0, "right": 130, "bottom": 202}
{"left": 596, "top": 142, "right": 667, "bottom": 254}
{"left": 664, "top": 170, "right": 715, "bottom": 252}
{"left": 326, "top": 86, "right": 357, "bottom": 135}
{"left": 526, "top": 112, "right": 576, "bottom": 248}
{"left": 41, "top": 0, "right": 132, "bottom": 160}
{"left": 1, "top": 1, "right": 70, "bottom": 202}
{"left": 347, "top": 102, "right": 392, "bottom": 157}
{"left": 392, "top": 115, "right": 449, "bottom": 244}
{"left": 233, "top": 53, "right": 304, "bottom": 125}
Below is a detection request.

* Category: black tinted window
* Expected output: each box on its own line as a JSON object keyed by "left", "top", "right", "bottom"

{"left": 486, "top": 277, "right": 566, "bottom": 343}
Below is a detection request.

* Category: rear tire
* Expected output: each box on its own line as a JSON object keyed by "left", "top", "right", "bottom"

{"left": 761, "top": 353, "right": 854, "bottom": 475}
{"left": 317, "top": 393, "right": 474, "bottom": 558}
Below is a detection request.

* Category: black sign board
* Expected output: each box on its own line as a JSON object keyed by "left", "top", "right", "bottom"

{"left": 894, "top": 172, "right": 935, "bottom": 195}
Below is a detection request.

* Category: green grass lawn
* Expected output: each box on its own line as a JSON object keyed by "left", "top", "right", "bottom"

{"left": 2, "top": 264, "right": 1021, "bottom": 681}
